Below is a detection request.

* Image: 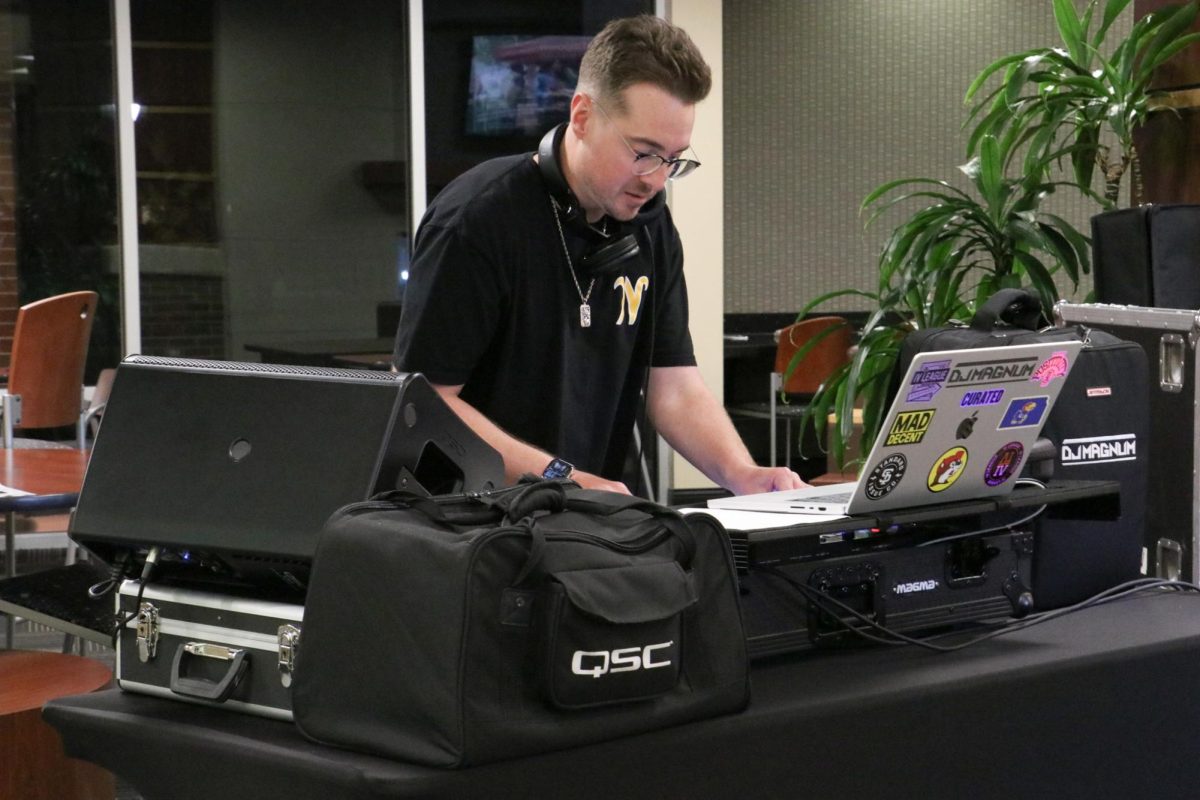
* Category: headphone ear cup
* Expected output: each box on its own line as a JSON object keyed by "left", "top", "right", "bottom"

{"left": 580, "top": 234, "right": 640, "bottom": 275}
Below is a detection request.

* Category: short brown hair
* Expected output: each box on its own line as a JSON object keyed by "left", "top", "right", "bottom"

{"left": 578, "top": 15, "right": 712, "bottom": 110}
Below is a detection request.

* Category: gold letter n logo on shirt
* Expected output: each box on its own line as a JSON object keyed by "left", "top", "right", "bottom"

{"left": 613, "top": 276, "right": 649, "bottom": 325}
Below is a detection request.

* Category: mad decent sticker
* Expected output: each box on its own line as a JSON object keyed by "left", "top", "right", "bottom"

{"left": 907, "top": 359, "right": 951, "bottom": 403}
{"left": 997, "top": 396, "right": 1049, "bottom": 429}
{"left": 865, "top": 453, "right": 907, "bottom": 500}
{"left": 984, "top": 442, "right": 1024, "bottom": 486}
{"left": 885, "top": 409, "right": 935, "bottom": 446}
{"left": 1031, "top": 351, "right": 1070, "bottom": 387}
{"left": 927, "top": 446, "right": 968, "bottom": 492}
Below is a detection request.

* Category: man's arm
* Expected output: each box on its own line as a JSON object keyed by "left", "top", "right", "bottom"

{"left": 431, "top": 384, "right": 631, "bottom": 494}
{"left": 646, "top": 365, "right": 806, "bottom": 496}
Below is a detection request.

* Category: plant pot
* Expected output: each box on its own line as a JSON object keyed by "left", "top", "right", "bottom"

{"left": 1091, "top": 204, "right": 1200, "bottom": 308}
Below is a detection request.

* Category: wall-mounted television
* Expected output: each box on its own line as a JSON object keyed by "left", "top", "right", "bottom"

{"left": 466, "top": 34, "right": 592, "bottom": 136}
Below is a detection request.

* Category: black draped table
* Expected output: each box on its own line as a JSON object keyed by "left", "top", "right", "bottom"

{"left": 44, "top": 591, "right": 1200, "bottom": 799}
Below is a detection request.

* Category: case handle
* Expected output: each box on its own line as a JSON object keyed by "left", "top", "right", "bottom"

{"left": 169, "top": 641, "right": 249, "bottom": 703}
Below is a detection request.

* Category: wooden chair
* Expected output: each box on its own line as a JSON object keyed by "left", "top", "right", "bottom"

{"left": 0, "top": 291, "right": 98, "bottom": 448}
{"left": 727, "top": 316, "right": 853, "bottom": 468}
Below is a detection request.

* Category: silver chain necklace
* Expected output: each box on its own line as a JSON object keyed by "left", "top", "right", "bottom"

{"left": 550, "top": 198, "right": 597, "bottom": 328}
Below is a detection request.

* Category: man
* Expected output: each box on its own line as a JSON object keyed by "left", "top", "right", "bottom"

{"left": 394, "top": 15, "right": 803, "bottom": 496}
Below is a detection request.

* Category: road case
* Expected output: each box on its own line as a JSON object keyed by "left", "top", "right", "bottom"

{"left": 116, "top": 580, "right": 303, "bottom": 721}
{"left": 1055, "top": 302, "right": 1196, "bottom": 582}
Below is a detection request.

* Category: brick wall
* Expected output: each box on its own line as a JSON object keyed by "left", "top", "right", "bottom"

{"left": 139, "top": 272, "right": 225, "bottom": 359}
{"left": 0, "top": 13, "right": 18, "bottom": 369}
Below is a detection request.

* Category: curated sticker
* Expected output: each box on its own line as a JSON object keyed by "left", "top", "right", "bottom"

{"left": 984, "top": 441, "right": 1024, "bottom": 486}
{"left": 997, "top": 396, "right": 1049, "bottom": 429}
{"left": 959, "top": 388, "right": 1005, "bottom": 408}
{"left": 1061, "top": 433, "right": 1137, "bottom": 465}
{"left": 885, "top": 409, "right": 935, "bottom": 446}
{"left": 908, "top": 359, "right": 951, "bottom": 402}
{"left": 927, "top": 446, "right": 968, "bottom": 492}
{"left": 1031, "top": 351, "right": 1070, "bottom": 387}
{"left": 865, "top": 453, "right": 907, "bottom": 500}
{"left": 945, "top": 357, "right": 1038, "bottom": 388}
{"left": 955, "top": 411, "right": 979, "bottom": 440}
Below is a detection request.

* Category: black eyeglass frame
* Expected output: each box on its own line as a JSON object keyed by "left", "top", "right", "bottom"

{"left": 590, "top": 97, "right": 702, "bottom": 180}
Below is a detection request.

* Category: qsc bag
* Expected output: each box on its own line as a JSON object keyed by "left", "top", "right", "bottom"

{"left": 889, "top": 289, "right": 1148, "bottom": 609}
{"left": 291, "top": 479, "right": 749, "bottom": 767}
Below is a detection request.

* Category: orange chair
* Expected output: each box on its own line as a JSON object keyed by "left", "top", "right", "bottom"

{"left": 728, "top": 316, "right": 853, "bottom": 467}
{"left": 1, "top": 291, "right": 99, "bottom": 448}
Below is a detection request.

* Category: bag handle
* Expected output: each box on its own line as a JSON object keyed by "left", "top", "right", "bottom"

{"left": 970, "top": 288, "right": 1045, "bottom": 333}
{"left": 562, "top": 490, "right": 698, "bottom": 569}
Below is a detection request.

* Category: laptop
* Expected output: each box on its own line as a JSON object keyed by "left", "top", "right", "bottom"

{"left": 709, "top": 340, "right": 1083, "bottom": 516}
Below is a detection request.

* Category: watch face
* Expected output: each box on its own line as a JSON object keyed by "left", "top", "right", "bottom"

{"left": 542, "top": 458, "right": 573, "bottom": 479}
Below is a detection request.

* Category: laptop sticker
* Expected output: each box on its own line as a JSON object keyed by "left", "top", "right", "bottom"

{"left": 959, "top": 388, "right": 1005, "bottom": 407}
{"left": 984, "top": 442, "right": 1024, "bottom": 486}
{"left": 945, "top": 356, "right": 1038, "bottom": 388}
{"left": 885, "top": 409, "right": 935, "bottom": 446}
{"left": 1031, "top": 351, "right": 1070, "bottom": 386}
{"left": 997, "top": 396, "right": 1049, "bottom": 429}
{"left": 907, "top": 359, "right": 951, "bottom": 402}
{"left": 864, "top": 454, "right": 907, "bottom": 500}
{"left": 928, "top": 446, "right": 968, "bottom": 492}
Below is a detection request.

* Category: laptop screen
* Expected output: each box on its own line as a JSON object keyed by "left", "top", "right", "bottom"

{"left": 69, "top": 356, "right": 503, "bottom": 593}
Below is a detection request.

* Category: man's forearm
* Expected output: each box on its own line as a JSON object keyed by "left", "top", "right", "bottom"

{"left": 431, "top": 385, "right": 630, "bottom": 493}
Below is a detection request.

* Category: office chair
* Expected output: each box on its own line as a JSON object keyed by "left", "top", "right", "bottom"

{"left": 727, "top": 316, "right": 853, "bottom": 468}
{"left": 0, "top": 291, "right": 99, "bottom": 448}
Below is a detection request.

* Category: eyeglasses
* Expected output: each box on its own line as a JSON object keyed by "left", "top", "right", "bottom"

{"left": 591, "top": 98, "right": 701, "bottom": 180}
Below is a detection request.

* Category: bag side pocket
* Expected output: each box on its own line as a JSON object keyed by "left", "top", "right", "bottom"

{"left": 539, "top": 560, "right": 697, "bottom": 710}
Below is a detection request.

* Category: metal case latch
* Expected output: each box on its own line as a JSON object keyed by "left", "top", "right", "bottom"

{"left": 1160, "top": 333, "right": 1186, "bottom": 393}
{"left": 277, "top": 624, "right": 301, "bottom": 688}
{"left": 135, "top": 602, "right": 160, "bottom": 663}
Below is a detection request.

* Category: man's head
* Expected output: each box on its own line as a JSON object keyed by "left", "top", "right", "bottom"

{"left": 576, "top": 15, "right": 712, "bottom": 112}
{"left": 561, "top": 16, "right": 712, "bottom": 224}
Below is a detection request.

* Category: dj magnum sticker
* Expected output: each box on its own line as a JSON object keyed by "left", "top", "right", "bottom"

{"left": 943, "top": 356, "right": 1038, "bottom": 389}
{"left": 997, "top": 396, "right": 1049, "bottom": 429}
{"left": 907, "top": 359, "right": 951, "bottom": 403}
{"left": 984, "top": 442, "right": 1024, "bottom": 486}
{"left": 865, "top": 453, "right": 907, "bottom": 500}
{"left": 927, "top": 446, "right": 968, "bottom": 492}
{"left": 885, "top": 409, "right": 935, "bottom": 446}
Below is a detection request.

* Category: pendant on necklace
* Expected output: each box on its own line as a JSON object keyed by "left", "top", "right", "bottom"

{"left": 580, "top": 303, "right": 592, "bottom": 328}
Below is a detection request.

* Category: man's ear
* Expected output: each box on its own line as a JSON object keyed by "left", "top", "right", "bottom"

{"left": 568, "top": 92, "right": 591, "bottom": 138}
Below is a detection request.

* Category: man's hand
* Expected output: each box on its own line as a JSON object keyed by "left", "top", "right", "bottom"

{"left": 725, "top": 465, "right": 808, "bottom": 497}
{"left": 571, "top": 470, "right": 632, "bottom": 495}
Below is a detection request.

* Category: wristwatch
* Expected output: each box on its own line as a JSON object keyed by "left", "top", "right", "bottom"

{"left": 541, "top": 457, "right": 574, "bottom": 480}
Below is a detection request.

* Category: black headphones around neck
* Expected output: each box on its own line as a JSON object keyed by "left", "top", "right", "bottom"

{"left": 537, "top": 122, "right": 666, "bottom": 275}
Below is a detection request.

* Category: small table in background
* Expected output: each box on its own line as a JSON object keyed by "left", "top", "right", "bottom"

{"left": 0, "top": 448, "right": 90, "bottom": 648}
{"left": 0, "top": 649, "right": 113, "bottom": 800}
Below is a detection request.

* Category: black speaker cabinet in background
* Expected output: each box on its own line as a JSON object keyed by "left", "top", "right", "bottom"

{"left": 1091, "top": 204, "right": 1200, "bottom": 308}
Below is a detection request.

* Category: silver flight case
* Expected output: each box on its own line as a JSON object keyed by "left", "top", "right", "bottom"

{"left": 116, "top": 580, "right": 303, "bottom": 720}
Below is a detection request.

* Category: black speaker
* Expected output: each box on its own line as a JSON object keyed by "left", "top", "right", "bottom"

{"left": 1092, "top": 205, "right": 1200, "bottom": 308}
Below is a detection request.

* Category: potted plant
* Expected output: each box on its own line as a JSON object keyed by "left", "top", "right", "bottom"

{"left": 963, "top": 0, "right": 1200, "bottom": 305}
{"left": 788, "top": 133, "right": 1090, "bottom": 469}
{"left": 787, "top": 0, "right": 1200, "bottom": 468}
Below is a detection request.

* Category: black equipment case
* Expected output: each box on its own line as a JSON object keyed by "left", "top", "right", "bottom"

{"left": 292, "top": 479, "right": 750, "bottom": 768}
{"left": 1054, "top": 302, "right": 1197, "bottom": 581}
{"left": 891, "top": 290, "right": 1149, "bottom": 608}
{"left": 116, "top": 580, "right": 303, "bottom": 721}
